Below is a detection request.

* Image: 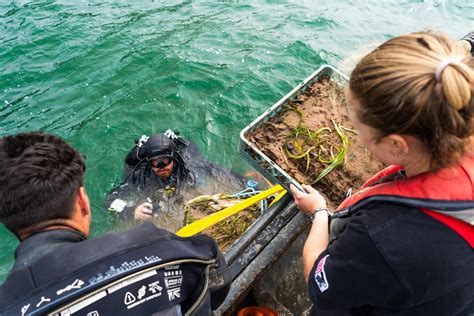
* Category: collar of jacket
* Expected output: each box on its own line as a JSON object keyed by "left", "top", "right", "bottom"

{"left": 13, "top": 229, "right": 86, "bottom": 272}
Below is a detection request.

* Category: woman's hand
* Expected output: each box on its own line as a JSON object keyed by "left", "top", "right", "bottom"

{"left": 290, "top": 184, "right": 327, "bottom": 215}
{"left": 134, "top": 202, "right": 153, "bottom": 221}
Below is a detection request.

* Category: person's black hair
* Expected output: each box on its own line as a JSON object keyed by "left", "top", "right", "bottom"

{"left": 172, "top": 147, "right": 195, "bottom": 189}
{"left": 0, "top": 132, "right": 86, "bottom": 233}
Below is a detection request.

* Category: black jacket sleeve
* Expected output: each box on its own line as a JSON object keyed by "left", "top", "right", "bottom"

{"left": 308, "top": 212, "right": 406, "bottom": 312}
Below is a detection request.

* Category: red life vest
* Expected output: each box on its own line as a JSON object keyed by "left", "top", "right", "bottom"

{"left": 336, "top": 156, "right": 474, "bottom": 248}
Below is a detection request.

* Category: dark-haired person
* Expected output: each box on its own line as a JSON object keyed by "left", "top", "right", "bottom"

{"left": 0, "top": 131, "right": 230, "bottom": 315}
{"left": 105, "top": 130, "right": 244, "bottom": 229}
{"left": 290, "top": 31, "right": 474, "bottom": 315}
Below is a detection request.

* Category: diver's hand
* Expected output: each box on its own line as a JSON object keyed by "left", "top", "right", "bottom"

{"left": 290, "top": 184, "right": 327, "bottom": 215}
{"left": 134, "top": 202, "right": 153, "bottom": 221}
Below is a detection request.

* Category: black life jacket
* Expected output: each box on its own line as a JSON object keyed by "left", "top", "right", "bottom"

{"left": 0, "top": 223, "right": 230, "bottom": 316}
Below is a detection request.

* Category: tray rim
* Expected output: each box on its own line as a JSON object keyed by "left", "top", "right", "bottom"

{"left": 239, "top": 64, "right": 349, "bottom": 193}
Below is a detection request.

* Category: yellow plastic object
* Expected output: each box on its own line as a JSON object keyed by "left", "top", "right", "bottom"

{"left": 269, "top": 190, "right": 287, "bottom": 207}
{"left": 177, "top": 184, "right": 284, "bottom": 237}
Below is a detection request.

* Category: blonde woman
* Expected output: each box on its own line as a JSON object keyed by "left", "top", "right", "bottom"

{"left": 291, "top": 31, "right": 474, "bottom": 315}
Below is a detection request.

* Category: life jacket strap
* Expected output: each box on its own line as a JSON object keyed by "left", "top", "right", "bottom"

{"left": 333, "top": 195, "right": 474, "bottom": 248}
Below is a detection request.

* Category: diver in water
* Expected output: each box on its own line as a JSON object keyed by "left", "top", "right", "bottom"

{"left": 106, "top": 130, "right": 195, "bottom": 222}
{"left": 105, "top": 130, "right": 244, "bottom": 226}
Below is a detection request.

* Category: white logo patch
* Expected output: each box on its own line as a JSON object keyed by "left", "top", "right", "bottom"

{"left": 124, "top": 292, "right": 136, "bottom": 305}
{"left": 137, "top": 285, "right": 146, "bottom": 300}
{"left": 36, "top": 296, "right": 51, "bottom": 307}
{"left": 314, "top": 254, "right": 330, "bottom": 292}
{"left": 164, "top": 270, "right": 183, "bottom": 301}
{"left": 21, "top": 303, "right": 30, "bottom": 316}
{"left": 148, "top": 281, "right": 163, "bottom": 294}
{"left": 57, "top": 279, "right": 84, "bottom": 295}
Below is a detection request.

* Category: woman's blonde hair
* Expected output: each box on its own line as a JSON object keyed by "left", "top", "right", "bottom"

{"left": 350, "top": 31, "right": 474, "bottom": 170}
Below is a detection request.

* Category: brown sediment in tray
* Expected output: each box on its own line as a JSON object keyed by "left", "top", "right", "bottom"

{"left": 247, "top": 77, "right": 384, "bottom": 207}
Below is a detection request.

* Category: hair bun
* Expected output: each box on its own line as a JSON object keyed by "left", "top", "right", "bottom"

{"left": 437, "top": 56, "right": 473, "bottom": 111}
{"left": 435, "top": 58, "right": 461, "bottom": 82}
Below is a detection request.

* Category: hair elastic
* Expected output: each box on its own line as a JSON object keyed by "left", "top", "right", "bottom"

{"left": 435, "top": 58, "right": 460, "bottom": 81}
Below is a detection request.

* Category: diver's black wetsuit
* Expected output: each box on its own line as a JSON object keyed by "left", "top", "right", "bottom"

{"left": 105, "top": 135, "right": 244, "bottom": 222}
{"left": 105, "top": 141, "right": 195, "bottom": 221}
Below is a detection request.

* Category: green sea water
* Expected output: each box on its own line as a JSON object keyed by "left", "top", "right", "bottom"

{"left": 0, "top": 0, "right": 473, "bottom": 282}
